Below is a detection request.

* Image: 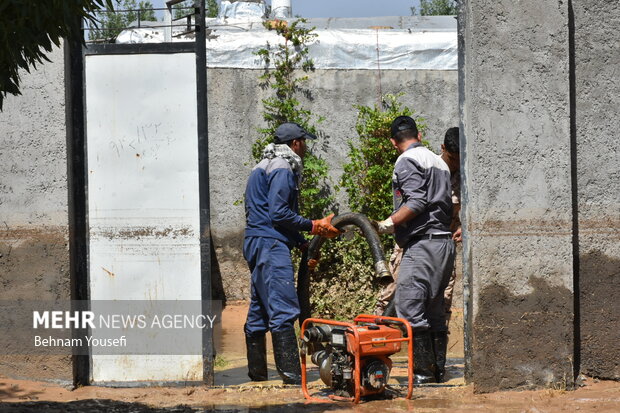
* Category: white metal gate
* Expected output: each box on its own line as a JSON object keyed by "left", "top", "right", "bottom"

{"left": 84, "top": 52, "right": 203, "bottom": 383}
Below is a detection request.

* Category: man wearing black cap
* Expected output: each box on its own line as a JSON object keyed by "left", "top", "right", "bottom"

{"left": 376, "top": 116, "right": 455, "bottom": 384}
{"left": 243, "top": 122, "right": 341, "bottom": 384}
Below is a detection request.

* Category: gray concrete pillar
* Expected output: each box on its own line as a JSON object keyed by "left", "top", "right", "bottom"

{"left": 573, "top": 0, "right": 620, "bottom": 380}
{"left": 460, "top": 0, "right": 574, "bottom": 391}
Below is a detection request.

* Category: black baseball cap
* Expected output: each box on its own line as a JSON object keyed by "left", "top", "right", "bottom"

{"left": 390, "top": 116, "right": 418, "bottom": 138}
{"left": 274, "top": 122, "right": 317, "bottom": 144}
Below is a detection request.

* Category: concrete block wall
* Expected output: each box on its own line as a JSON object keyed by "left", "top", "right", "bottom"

{"left": 0, "top": 45, "right": 73, "bottom": 382}
{"left": 0, "top": 52, "right": 458, "bottom": 377}
{"left": 573, "top": 0, "right": 620, "bottom": 380}
{"left": 460, "top": 0, "right": 575, "bottom": 391}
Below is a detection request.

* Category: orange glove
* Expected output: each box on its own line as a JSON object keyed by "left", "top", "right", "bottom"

{"left": 307, "top": 259, "right": 319, "bottom": 271}
{"left": 310, "top": 214, "right": 342, "bottom": 238}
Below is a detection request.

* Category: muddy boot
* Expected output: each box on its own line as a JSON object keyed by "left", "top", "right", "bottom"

{"left": 413, "top": 330, "right": 437, "bottom": 385}
{"left": 432, "top": 330, "right": 448, "bottom": 383}
{"left": 271, "top": 328, "right": 302, "bottom": 385}
{"left": 245, "top": 333, "right": 268, "bottom": 381}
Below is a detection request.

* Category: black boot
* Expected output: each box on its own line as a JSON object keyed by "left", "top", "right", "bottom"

{"left": 432, "top": 330, "right": 448, "bottom": 383}
{"left": 245, "top": 333, "right": 268, "bottom": 381}
{"left": 271, "top": 328, "right": 302, "bottom": 385}
{"left": 413, "top": 330, "right": 437, "bottom": 385}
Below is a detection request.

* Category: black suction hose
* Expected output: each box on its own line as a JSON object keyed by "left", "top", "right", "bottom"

{"left": 297, "top": 212, "right": 393, "bottom": 324}
{"left": 382, "top": 296, "right": 397, "bottom": 317}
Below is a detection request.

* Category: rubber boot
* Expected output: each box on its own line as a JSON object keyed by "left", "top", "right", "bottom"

{"left": 271, "top": 328, "right": 302, "bottom": 385}
{"left": 245, "top": 333, "right": 268, "bottom": 381}
{"left": 432, "top": 330, "right": 448, "bottom": 383}
{"left": 413, "top": 330, "right": 437, "bottom": 385}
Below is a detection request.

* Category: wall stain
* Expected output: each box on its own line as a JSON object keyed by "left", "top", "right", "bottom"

{"left": 0, "top": 226, "right": 71, "bottom": 381}
{"left": 579, "top": 249, "right": 620, "bottom": 380}
{"left": 469, "top": 218, "right": 618, "bottom": 237}
{"left": 473, "top": 277, "right": 574, "bottom": 393}
{"left": 92, "top": 226, "right": 194, "bottom": 240}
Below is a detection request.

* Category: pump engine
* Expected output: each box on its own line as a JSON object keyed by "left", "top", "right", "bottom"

{"left": 300, "top": 315, "right": 414, "bottom": 403}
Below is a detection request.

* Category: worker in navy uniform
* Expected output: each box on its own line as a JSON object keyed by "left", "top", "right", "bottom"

{"left": 243, "top": 122, "right": 341, "bottom": 384}
{"left": 376, "top": 116, "right": 456, "bottom": 384}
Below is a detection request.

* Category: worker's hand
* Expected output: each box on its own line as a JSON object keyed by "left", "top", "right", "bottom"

{"left": 307, "top": 258, "right": 319, "bottom": 271}
{"left": 375, "top": 217, "right": 395, "bottom": 234}
{"left": 452, "top": 227, "right": 462, "bottom": 242}
{"left": 311, "top": 213, "right": 342, "bottom": 238}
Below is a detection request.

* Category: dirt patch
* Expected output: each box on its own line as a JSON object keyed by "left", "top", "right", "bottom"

{"left": 0, "top": 226, "right": 69, "bottom": 300}
{"left": 0, "top": 226, "right": 72, "bottom": 381}
{"left": 0, "top": 356, "right": 72, "bottom": 384}
{"left": 216, "top": 301, "right": 250, "bottom": 357}
{"left": 579, "top": 249, "right": 620, "bottom": 379}
{"left": 211, "top": 230, "right": 248, "bottom": 301}
{"left": 474, "top": 277, "right": 574, "bottom": 392}
{"left": 0, "top": 375, "right": 619, "bottom": 412}
{"left": 0, "top": 303, "right": 618, "bottom": 411}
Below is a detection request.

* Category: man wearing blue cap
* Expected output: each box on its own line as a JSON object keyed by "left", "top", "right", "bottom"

{"left": 243, "top": 122, "right": 341, "bottom": 384}
{"left": 376, "top": 116, "right": 456, "bottom": 384}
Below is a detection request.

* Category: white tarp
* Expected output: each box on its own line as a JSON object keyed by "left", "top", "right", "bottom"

{"left": 219, "top": 0, "right": 266, "bottom": 21}
{"left": 117, "top": 26, "right": 457, "bottom": 70}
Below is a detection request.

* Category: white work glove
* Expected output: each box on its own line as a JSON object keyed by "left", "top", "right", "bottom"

{"left": 375, "top": 217, "right": 395, "bottom": 234}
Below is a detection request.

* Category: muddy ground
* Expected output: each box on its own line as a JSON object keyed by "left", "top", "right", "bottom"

{"left": 1, "top": 302, "right": 619, "bottom": 412}
{"left": 1, "top": 373, "right": 619, "bottom": 412}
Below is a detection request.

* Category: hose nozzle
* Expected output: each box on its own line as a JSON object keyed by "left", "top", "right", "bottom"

{"left": 374, "top": 260, "right": 394, "bottom": 285}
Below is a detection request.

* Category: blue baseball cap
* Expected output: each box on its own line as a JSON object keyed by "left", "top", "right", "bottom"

{"left": 274, "top": 122, "right": 317, "bottom": 144}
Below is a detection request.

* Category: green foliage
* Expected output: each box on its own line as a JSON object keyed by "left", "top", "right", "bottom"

{"left": 0, "top": 0, "right": 114, "bottom": 110}
{"left": 206, "top": 0, "right": 219, "bottom": 18}
{"left": 251, "top": 21, "right": 430, "bottom": 321}
{"left": 411, "top": 0, "right": 458, "bottom": 16}
{"left": 173, "top": 0, "right": 219, "bottom": 20}
{"left": 89, "top": 0, "right": 156, "bottom": 41}
{"left": 309, "top": 95, "right": 428, "bottom": 320}
{"left": 309, "top": 233, "right": 387, "bottom": 320}
{"left": 342, "top": 94, "right": 427, "bottom": 222}
{"left": 213, "top": 354, "right": 228, "bottom": 369}
{"left": 254, "top": 18, "right": 333, "bottom": 218}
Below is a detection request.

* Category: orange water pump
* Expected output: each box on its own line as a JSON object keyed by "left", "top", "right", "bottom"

{"left": 300, "top": 315, "right": 414, "bottom": 404}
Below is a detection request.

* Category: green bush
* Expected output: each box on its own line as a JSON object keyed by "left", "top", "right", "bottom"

{"left": 253, "top": 18, "right": 334, "bottom": 218}
{"left": 309, "top": 95, "right": 427, "bottom": 320}
{"left": 251, "top": 20, "right": 428, "bottom": 320}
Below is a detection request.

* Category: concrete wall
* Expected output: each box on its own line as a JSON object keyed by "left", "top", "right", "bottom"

{"left": 0, "top": 45, "right": 73, "bottom": 382}
{"left": 207, "top": 68, "right": 459, "bottom": 300}
{"left": 2, "top": 4, "right": 618, "bottom": 390}
{"left": 461, "top": 0, "right": 575, "bottom": 392}
{"left": 0, "top": 45, "right": 458, "bottom": 382}
{"left": 574, "top": 0, "right": 620, "bottom": 380}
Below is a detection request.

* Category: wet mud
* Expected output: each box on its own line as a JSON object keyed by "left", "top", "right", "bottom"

{"left": 0, "top": 226, "right": 70, "bottom": 300}
{"left": 0, "top": 226, "right": 72, "bottom": 381}
{"left": 1, "top": 375, "right": 620, "bottom": 412}
{"left": 579, "top": 249, "right": 620, "bottom": 379}
{"left": 211, "top": 231, "right": 249, "bottom": 301}
{"left": 474, "top": 277, "right": 574, "bottom": 392}
{"left": 1, "top": 303, "right": 620, "bottom": 411}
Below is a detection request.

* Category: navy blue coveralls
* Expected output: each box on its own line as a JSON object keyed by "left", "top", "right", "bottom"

{"left": 243, "top": 156, "right": 312, "bottom": 336}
